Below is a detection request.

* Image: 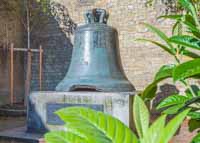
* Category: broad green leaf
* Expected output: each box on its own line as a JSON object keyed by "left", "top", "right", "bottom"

{"left": 191, "top": 133, "right": 200, "bottom": 143}
{"left": 172, "top": 21, "right": 181, "bottom": 35}
{"left": 154, "top": 64, "right": 175, "bottom": 81}
{"left": 163, "top": 104, "right": 184, "bottom": 114}
{"left": 141, "top": 82, "right": 158, "bottom": 100}
{"left": 182, "top": 49, "right": 200, "bottom": 59}
{"left": 183, "top": 14, "right": 196, "bottom": 27}
{"left": 157, "top": 95, "right": 188, "bottom": 109}
{"left": 170, "top": 35, "right": 200, "bottom": 50}
{"left": 141, "top": 115, "right": 166, "bottom": 143}
{"left": 162, "top": 13, "right": 200, "bottom": 39}
{"left": 188, "top": 119, "right": 200, "bottom": 132}
{"left": 45, "top": 131, "right": 86, "bottom": 143}
{"left": 133, "top": 95, "right": 149, "bottom": 138}
{"left": 182, "top": 14, "right": 196, "bottom": 29}
{"left": 185, "top": 90, "right": 193, "bottom": 99}
{"left": 142, "top": 64, "right": 175, "bottom": 100}
{"left": 191, "top": 30, "right": 200, "bottom": 39}
{"left": 179, "top": 96, "right": 200, "bottom": 112}
{"left": 158, "top": 15, "right": 182, "bottom": 20}
{"left": 173, "top": 58, "right": 200, "bottom": 81}
{"left": 159, "top": 109, "right": 190, "bottom": 143}
{"left": 143, "top": 23, "right": 175, "bottom": 52}
{"left": 159, "top": 14, "right": 198, "bottom": 35}
{"left": 184, "top": 18, "right": 199, "bottom": 33}
{"left": 56, "top": 107, "right": 138, "bottom": 143}
{"left": 136, "top": 39, "right": 174, "bottom": 55}
{"left": 179, "top": 0, "right": 200, "bottom": 28}
{"left": 185, "top": 86, "right": 200, "bottom": 97}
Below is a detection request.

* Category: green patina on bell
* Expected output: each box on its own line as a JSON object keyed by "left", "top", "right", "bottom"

{"left": 56, "top": 9, "right": 135, "bottom": 92}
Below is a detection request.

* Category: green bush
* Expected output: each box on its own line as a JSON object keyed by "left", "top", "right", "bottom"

{"left": 138, "top": 0, "right": 200, "bottom": 142}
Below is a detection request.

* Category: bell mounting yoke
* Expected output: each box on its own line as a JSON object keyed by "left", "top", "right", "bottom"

{"left": 84, "top": 8, "right": 109, "bottom": 24}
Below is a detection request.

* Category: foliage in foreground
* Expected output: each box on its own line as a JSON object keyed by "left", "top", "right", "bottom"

{"left": 45, "top": 95, "right": 189, "bottom": 143}
{"left": 137, "top": 1, "right": 200, "bottom": 140}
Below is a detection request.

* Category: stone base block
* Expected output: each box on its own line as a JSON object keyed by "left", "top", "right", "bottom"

{"left": 27, "top": 91, "right": 134, "bottom": 133}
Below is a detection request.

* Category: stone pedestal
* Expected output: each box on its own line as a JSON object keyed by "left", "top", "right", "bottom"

{"left": 27, "top": 91, "right": 134, "bottom": 133}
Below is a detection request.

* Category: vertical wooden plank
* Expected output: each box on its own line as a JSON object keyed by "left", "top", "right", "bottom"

{"left": 6, "top": 24, "right": 9, "bottom": 49}
{"left": 24, "top": 50, "right": 32, "bottom": 106}
{"left": 10, "top": 43, "right": 14, "bottom": 105}
{"left": 39, "top": 45, "right": 43, "bottom": 91}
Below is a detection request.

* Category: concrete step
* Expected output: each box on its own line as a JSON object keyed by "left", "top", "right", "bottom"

{"left": 0, "top": 127, "right": 44, "bottom": 143}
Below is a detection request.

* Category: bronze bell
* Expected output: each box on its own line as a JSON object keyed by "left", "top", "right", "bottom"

{"left": 56, "top": 9, "right": 135, "bottom": 92}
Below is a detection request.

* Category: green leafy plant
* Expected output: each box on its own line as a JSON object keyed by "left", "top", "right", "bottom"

{"left": 146, "top": 0, "right": 200, "bottom": 13}
{"left": 138, "top": 0, "right": 200, "bottom": 141}
{"left": 45, "top": 95, "right": 189, "bottom": 143}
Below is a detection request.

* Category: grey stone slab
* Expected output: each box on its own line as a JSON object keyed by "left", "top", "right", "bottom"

{"left": 27, "top": 91, "right": 135, "bottom": 133}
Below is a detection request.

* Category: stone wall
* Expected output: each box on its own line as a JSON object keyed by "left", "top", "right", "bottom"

{"left": 30, "top": 18, "right": 73, "bottom": 91}
{"left": 0, "top": 7, "right": 24, "bottom": 105}
{"left": 0, "top": 1, "right": 75, "bottom": 95}
{"left": 52, "top": 0, "right": 175, "bottom": 91}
